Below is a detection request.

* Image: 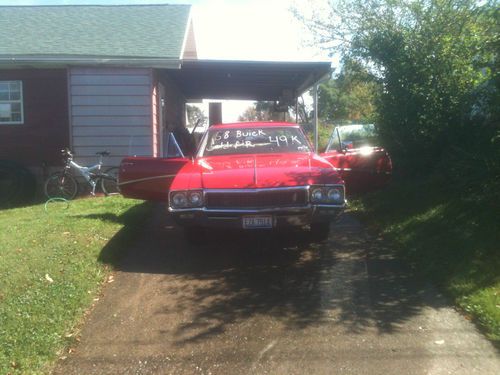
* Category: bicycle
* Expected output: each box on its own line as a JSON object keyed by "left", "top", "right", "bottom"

{"left": 44, "top": 149, "right": 119, "bottom": 200}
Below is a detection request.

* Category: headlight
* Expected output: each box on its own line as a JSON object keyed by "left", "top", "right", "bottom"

{"left": 188, "top": 191, "right": 203, "bottom": 206}
{"left": 311, "top": 188, "right": 324, "bottom": 202}
{"left": 310, "top": 185, "right": 345, "bottom": 205}
{"left": 327, "top": 188, "right": 343, "bottom": 203}
{"left": 170, "top": 190, "right": 204, "bottom": 208}
{"left": 171, "top": 192, "right": 187, "bottom": 208}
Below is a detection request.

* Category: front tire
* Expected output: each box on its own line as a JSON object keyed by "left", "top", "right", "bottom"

{"left": 101, "top": 167, "right": 120, "bottom": 195}
{"left": 310, "top": 222, "right": 330, "bottom": 242}
{"left": 44, "top": 172, "right": 78, "bottom": 200}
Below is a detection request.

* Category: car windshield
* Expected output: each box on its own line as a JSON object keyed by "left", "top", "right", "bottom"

{"left": 200, "top": 127, "right": 311, "bottom": 156}
{"left": 327, "top": 124, "right": 379, "bottom": 151}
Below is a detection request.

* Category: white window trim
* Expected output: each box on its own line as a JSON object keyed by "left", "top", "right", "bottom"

{"left": 0, "top": 80, "right": 24, "bottom": 125}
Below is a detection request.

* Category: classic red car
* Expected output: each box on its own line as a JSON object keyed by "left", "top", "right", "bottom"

{"left": 320, "top": 124, "right": 392, "bottom": 194}
{"left": 119, "top": 122, "right": 346, "bottom": 240}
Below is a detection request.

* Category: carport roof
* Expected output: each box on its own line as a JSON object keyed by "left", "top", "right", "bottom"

{"left": 166, "top": 59, "right": 332, "bottom": 101}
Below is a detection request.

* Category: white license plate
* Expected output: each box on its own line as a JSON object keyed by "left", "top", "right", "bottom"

{"left": 242, "top": 215, "right": 273, "bottom": 229}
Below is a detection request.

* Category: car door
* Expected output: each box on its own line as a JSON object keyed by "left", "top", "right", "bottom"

{"left": 118, "top": 133, "right": 190, "bottom": 201}
{"left": 320, "top": 126, "right": 392, "bottom": 194}
{"left": 321, "top": 126, "right": 357, "bottom": 178}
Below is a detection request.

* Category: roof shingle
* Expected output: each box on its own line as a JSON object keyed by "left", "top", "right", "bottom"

{"left": 0, "top": 4, "right": 191, "bottom": 59}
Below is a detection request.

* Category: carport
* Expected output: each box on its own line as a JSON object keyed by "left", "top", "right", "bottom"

{"left": 162, "top": 59, "right": 332, "bottom": 149}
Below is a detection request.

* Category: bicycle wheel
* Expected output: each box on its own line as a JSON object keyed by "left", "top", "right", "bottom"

{"left": 100, "top": 167, "right": 120, "bottom": 195}
{"left": 44, "top": 172, "right": 78, "bottom": 200}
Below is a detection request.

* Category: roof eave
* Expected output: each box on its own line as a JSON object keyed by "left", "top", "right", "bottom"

{"left": 0, "top": 56, "right": 182, "bottom": 69}
{"left": 297, "top": 70, "right": 332, "bottom": 95}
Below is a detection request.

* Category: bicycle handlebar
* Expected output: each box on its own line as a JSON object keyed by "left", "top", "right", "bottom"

{"left": 61, "top": 149, "right": 111, "bottom": 159}
{"left": 61, "top": 148, "right": 73, "bottom": 157}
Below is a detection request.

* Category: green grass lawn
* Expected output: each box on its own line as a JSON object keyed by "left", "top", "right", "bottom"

{"left": 351, "top": 176, "right": 500, "bottom": 343}
{"left": 0, "top": 196, "right": 151, "bottom": 374}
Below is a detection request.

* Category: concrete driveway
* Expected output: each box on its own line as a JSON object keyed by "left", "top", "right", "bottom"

{"left": 53, "top": 206, "right": 499, "bottom": 375}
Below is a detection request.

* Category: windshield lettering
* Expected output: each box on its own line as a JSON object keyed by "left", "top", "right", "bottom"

{"left": 202, "top": 127, "right": 311, "bottom": 156}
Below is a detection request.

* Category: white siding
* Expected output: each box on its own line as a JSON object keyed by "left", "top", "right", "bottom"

{"left": 69, "top": 67, "right": 153, "bottom": 166}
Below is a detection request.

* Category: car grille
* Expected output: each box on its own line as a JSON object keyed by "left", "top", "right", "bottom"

{"left": 205, "top": 189, "right": 308, "bottom": 209}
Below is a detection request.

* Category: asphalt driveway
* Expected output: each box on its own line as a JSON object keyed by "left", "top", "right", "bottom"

{"left": 53, "top": 206, "right": 499, "bottom": 375}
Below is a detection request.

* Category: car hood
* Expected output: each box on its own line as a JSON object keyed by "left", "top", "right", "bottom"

{"left": 194, "top": 153, "right": 342, "bottom": 189}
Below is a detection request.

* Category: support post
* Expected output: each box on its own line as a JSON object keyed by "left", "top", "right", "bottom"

{"left": 295, "top": 97, "right": 299, "bottom": 123}
{"left": 209, "top": 102, "right": 222, "bottom": 127}
{"left": 313, "top": 84, "right": 319, "bottom": 152}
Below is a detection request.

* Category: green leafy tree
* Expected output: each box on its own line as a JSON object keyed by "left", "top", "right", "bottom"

{"left": 239, "top": 101, "right": 292, "bottom": 122}
{"left": 295, "top": 0, "right": 499, "bottom": 171}
{"left": 318, "top": 59, "right": 379, "bottom": 123}
{"left": 186, "top": 104, "right": 206, "bottom": 127}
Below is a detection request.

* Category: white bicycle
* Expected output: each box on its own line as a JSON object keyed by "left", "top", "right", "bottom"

{"left": 44, "top": 149, "right": 119, "bottom": 200}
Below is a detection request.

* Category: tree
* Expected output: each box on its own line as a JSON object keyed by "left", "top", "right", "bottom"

{"left": 186, "top": 105, "right": 206, "bottom": 127}
{"left": 295, "top": 0, "right": 499, "bottom": 171}
{"left": 290, "top": 95, "right": 312, "bottom": 124}
{"left": 318, "top": 58, "right": 379, "bottom": 123}
{"left": 238, "top": 101, "right": 292, "bottom": 122}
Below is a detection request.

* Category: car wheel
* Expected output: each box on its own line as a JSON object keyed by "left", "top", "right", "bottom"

{"left": 310, "top": 222, "right": 330, "bottom": 242}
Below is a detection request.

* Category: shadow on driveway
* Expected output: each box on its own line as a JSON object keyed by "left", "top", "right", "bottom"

{"left": 91, "top": 204, "right": 445, "bottom": 344}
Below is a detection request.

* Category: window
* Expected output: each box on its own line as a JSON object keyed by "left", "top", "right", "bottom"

{"left": 0, "top": 81, "right": 24, "bottom": 124}
{"left": 326, "top": 128, "right": 341, "bottom": 152}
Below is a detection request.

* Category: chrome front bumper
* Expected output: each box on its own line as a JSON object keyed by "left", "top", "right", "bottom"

{"left": 169, "top": 204, "right": 343, "bottom": 228}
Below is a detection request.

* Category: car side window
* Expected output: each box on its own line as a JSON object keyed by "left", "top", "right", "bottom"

{"left": 326, "top": 128, "right": 341, "bottom": 152}
{"left": 164, "top": 132, "right": 185, "bottom": 158}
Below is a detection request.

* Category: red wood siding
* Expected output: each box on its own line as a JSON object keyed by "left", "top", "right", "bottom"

{"left": 0, "top": 69, "right": 69, "bottom": 167}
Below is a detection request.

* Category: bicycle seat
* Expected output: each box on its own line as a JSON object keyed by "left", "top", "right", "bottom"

{"left": 96, "top": 151, "right": 110, "bottom": 156}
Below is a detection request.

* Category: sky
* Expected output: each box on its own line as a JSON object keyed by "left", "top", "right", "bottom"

{"left": 0, "top": 0, "right": 336, "bottom": 121}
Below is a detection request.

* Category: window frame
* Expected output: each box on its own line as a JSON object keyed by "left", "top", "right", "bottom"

{"left": 0, "top": 80, "right": 24, "bottom": 125}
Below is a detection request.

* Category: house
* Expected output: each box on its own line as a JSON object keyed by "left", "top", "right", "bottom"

{"left": 0, "top": 4, "right": 330, "bottom": 181}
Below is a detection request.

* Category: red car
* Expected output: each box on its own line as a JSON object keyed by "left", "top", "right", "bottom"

{"left": 320, "top": 124, "right": 392, "bottom": 194}
{"left": 119, "top": 122, "right": 346, "bottom": 239}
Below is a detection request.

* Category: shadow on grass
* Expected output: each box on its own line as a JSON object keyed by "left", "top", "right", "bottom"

{"left": 353, "top": 176, "right": 500, "bottom": 343}
{"left": 74, "top": 201, "right": 155, "bottom": 265}
{"left": 92, "top": 204, "right": 447, "bottom": 345}
{"left": 355, "top": 178, "right": 500, "bottom": 294}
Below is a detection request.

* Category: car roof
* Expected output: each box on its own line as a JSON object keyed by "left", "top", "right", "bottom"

{"left": 209, "top": 121, "right": 300, "bottom": 130}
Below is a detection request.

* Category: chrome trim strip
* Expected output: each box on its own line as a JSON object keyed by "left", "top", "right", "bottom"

{"left": 314, "top": 204, "right": 345, "bottom": 208}
{"left": 203, "top": 186, "right": 310, "bottom": 193}
{"left": 118, "top": 174, "right": 176, "bottom": 187}
{"left": 309, "top": 184, "right": 344, "bottom": 188}
{"left": 169, "top": 204, "right": 344, "bottom": 213}
{"left": 205, "top": 207, "right": 312, "bottom": 214}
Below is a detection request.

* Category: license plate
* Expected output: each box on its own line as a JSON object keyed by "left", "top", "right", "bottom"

{"left": 242, "top": 215, "right": 273, "bottom": 229}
